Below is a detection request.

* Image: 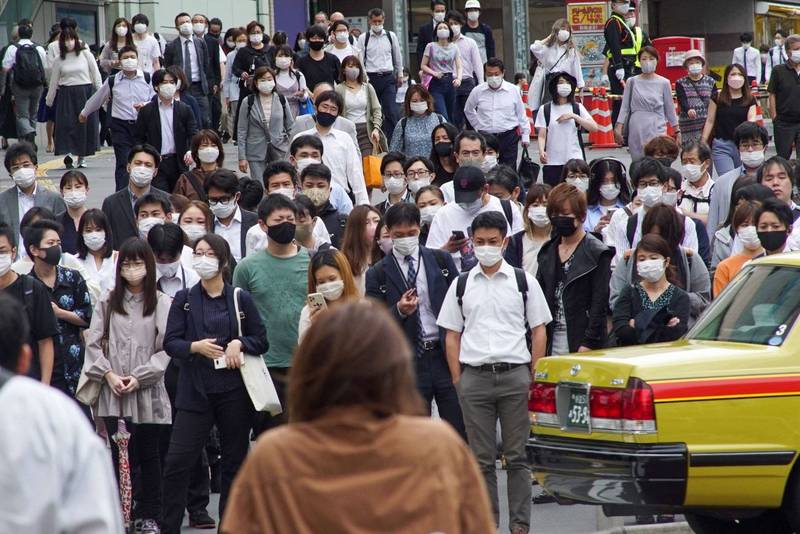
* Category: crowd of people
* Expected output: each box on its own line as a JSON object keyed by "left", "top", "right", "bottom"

{"left": 0, "top": 1, "right": 800, "bottom": 533}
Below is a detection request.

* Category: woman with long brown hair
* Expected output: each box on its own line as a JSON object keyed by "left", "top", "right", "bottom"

{"left": 99, "top": 17, "right": 136, "bottom": 74}
{"left": 340, "top": 205, "right": 382, "bottom": 294}
{"left": 297, "top": 249, "right": 360, "bottom": 340}
{"left": 220, "top": 301, "right": 494, "bottom": 534}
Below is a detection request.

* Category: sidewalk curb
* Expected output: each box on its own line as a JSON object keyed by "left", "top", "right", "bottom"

{"left": 597, "top": 522, "right": 692, "bottom": 534}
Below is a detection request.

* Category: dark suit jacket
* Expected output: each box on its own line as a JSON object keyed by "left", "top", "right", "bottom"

{"left": 365, "top": 247, "right": 457, "bottom": 346}
{"left": 101, "top": 186, "right": 171, "bottom": 250}
{"left": 163, "top": 35, "right": 211, "bottom": 95}
{"left": 163, "top": 283, "right": 268, "bottom": 412}
{"left": 239, "top": 209, "right": 258, "bottom": 259}
{"left": 416, "top": 20, "right": 436, "bottom": 61}
{"left": 0, "top": 186, "right": 66, "bottom": 246}
{"left": 134, "top": 98, "right": 198, "bottom": 163}
{"left": 204, "top": 34, "right": 222, "bottom": 87}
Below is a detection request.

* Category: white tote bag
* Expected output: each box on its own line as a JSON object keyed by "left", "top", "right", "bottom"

{"left": 234, "top": 288, "right": 282, "bottom": 415}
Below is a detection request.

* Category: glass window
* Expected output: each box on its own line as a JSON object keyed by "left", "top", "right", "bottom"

{"left": 690, "top": 265, "right": 800, "bottom": 346}
{"left": 55, "top": 6, "right": 98, "bottom": 47}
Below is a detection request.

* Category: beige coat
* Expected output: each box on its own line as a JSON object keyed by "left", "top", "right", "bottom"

{"left": 221, "top": 408, "right": 494, "bottom": 534}
{"left": 84, "top": 290, "right": 172, "bottom": 424}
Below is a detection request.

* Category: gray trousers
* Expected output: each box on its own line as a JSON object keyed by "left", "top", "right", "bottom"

{"left": 458, "top": 364, "right": 531, "bottom": 530}
{"left": 11, "top": 83, "right": 42, "bottom": 138}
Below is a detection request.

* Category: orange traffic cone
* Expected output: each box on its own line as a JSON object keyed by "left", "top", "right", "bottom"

{"left": 751, "top": 80, "right": 765, "bottom": 127}
{"left": 521, "top": 80, "right": 535, "bottom": 133}
{"left": 590, "top": 87, "right": 618, "bottom": 149}
{"left": 666, "top": 82, "right": 678, "bottom": 137}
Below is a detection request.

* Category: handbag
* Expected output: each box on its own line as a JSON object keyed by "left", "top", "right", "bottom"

{"left": 517, "top": 146, "right": 541, "bottom": 189}
{"left": 75, "top": 303, "right": 110, "bottom": 406}
{"left": 362, "top": 140, "right": 384, "bottom": 189}
{"left": 233, "top": 288, "right": 282, "bottom": 415}
{"left": 298, "top": 97, "right": 315, "bottom": 116}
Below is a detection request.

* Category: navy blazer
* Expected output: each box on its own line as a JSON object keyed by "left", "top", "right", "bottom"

{"left": 163, "top": 35, "right": 211, "bottom": 95}
{"left": 163, "top": 282, "right": 268, "bottom": 412}
{"left": 365, "top": 246, "right": 457, "bottom": 346}
{"left": 416, "top": 20, "right": 436, "bottom": 61}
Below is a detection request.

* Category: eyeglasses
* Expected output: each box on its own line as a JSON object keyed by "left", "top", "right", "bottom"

{"left": 406, "top": 170, "right": 431, "bottom": 179}
{"left": 638, "top": 180, "right": 662, "bottom": 188}
{"left": 192, "top": 251, "right": 217, "bottom": 259}
{"left": 208, "top": 196, "right": 233, "bottom": 205}
{"left": 740, "top": 142, "right": 764, "bottom": 151}
{"left": 383, "top": 172, "right": 405, "bottom": 179}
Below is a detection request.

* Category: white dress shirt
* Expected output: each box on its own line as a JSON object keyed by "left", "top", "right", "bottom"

{"left": 765, "top": 45, "right": 788, "bottom": 82}
{"left": 732, "top": 46, "right": 762, "bottom": 81}
{"left": 294, "top": 127, "right": 369, "bottom": 205}
{"left": 608, "top": 205, "right": 699, "bottom": 267}
{"left": 464, "top": 80, "right": 531, "bottom": 143}
{"left": 534, "top": 102, "right": 593, "bottom": 165}
{"left": 392, "top": 248, "right": 437, "bottom": 340}
{"left": 437, "top": 259, "right": 551, "bottom": 365}
{"left": 0, "top": 376, "right": 125, "bottom": 534}
{"left": 16, "top": 184, "right": 35, "bottom": 249}
{"left": 452, "top": 35, "right": 484, "bottom": 83}
{"left": 157, "top": 99, "right": 176, "bottom": 155}
{"left": 2, "top": 39, "right": 46, "bottom": 70}
{"left": 180, "top": 36, "right": 200, "bottom": 82}
{"left": 76, "top": 252, "right": 118, "bottom": 303}
{"left": 214, "top": 206, "right": 243, "bottom": 261}
{"left": 81, "top": 70, "right": 155, "bottom": 121}
{"left": 357, "top": 29, "right": 403, "bottom": 75}
{"left": 157, "top": 263, "right": 200, "bottom": 298}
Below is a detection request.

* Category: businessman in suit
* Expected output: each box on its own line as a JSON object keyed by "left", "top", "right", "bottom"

{"left": 365, "top": 202, "right": 465, "bottom": 439}
{"left": 416, "top": 1, "right": 447, "bottom": 66}
{"left": 134, "top": 69, "right": 198, "bottom": 193}
{"left": 203, "top": 169, "right": 258, "bottom": 262}
{"left": 0, "top": 142, "right": 65, "bottom": 251}
{"left": 102, "top": 144, "right": 171, "bottom": 250}
{"left": 163, "top": 12, "right": 212, "bottom": 128}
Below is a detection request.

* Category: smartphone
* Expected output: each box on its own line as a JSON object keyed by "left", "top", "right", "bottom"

{"left": 307, "top": 292, "right": 327, "bottom": 311}
{"left": 213, "top": 357, "right": 228, "bottom": 370}
{"left": 451, "top": 230, "right": 465, "bottom": 240}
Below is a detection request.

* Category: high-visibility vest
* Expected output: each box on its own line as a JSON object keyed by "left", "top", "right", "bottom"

{"left": 605, "top": 14, "right": 641, "bottom": 66}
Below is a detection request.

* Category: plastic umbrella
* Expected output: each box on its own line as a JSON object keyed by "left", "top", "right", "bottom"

{"left": 112, "top": 406, "right": 132, "bottom": 527}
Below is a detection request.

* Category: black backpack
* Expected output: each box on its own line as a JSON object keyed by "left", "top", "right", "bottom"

{"left": 542, "top": 101, "right": 586, "bottom": 160}
{"left": 14, "top": 43, "right": 46, "bottom": 88}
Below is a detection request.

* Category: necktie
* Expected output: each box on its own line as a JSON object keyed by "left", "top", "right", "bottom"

{"left": 743, "top": 48, "right": 748, "bottom": 78}
{"left": 405, "top": 255, "right": 425, "bottom": 357}
{"left": 184, "top": 39, "right": 193, "bottom": 83}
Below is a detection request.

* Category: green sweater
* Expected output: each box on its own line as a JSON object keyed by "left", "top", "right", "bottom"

{"left": 232, "top": 248, "right": 309, "bottom": 368}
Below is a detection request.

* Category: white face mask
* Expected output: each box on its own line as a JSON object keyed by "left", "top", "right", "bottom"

{"left": 467, "top": 11, "right": 480, "bottom": 21}
{"left": 384, "top": 177, "right": 406, "bottom": 195}
{"left": 192, "top": 256, "right": 219, "bottom": 280}
{"left": 372, "top": 24, "right": 384, "bottom": 34}
{"left": 775, "top": 38, "right": 784, "bottom": 47}
{"left": 557, "top": 29, "right": 570, "bottom": 43}
{"left": 273, "top": 187, "right": 295, "bottom": 199}
{"left": 527, "top": 206, "right": 550, "bottom": 227}
{"left": 83, "top": 231, "right": 106, "bottom": 252}
{"left": 409, "top": 177, "right": 431, "bottom": 194}
{"left": 236, "top": 42, "right": 247, "bottom": 50}
{"left": 276, "top": 57, "right": 291, "bottom": 69}
{"left": 197, "top": 147, "right": 220, "bottom": 164}
{"left": 556, "top": 83, "right": 572, "bottom": 97}
{"left": 437, "top": 28, "right": 450, "bottom": 40}
{"left": 226, "top": 39, "right": 235, "bottom": 48}
{"left": 0, "top": 252, "right": 13, "bottom": 276}
{"left": 641, "top": 60, "right": 657, "bottom": 74}
{"left": 683, "top": 163, "right": 705, "bottom": 183}
{"left": 121, "top": 265, "right": 147, "bottom": 284}
{"left": 481, "top": 155, "right": 498, "bottom": 173}
{"left": 210, "top": 199, "right": 237, "bottom": 219}
{"left": 740, "top": 150, "right": 765, "bottom": 169}
{"left": 138, "top": 216, "right": 164, "bottom": 238}
{"left": 156, "top": 260, "right": 181, "bottom": 279}
{"left": 12, "top": 167, "right": 36, "bottom": 189}
{"left": 792, "top": 50, "right": 800, "bottom": 64}
{"left": 257, "top": 80, "right": 275, "bottom": 94}
{"left": 433, "top": 12, "right": 445, "bottom": 22}
{"left": 612, "top": 2, "right": 630, "bottom": 15}
{"left": 661, "top": 191, "right": 679, "bottom": 206}
{"left": 134, "top": 23, "right": 148, "bottom": 34}
{"left": 116, "top": 26, "right": 128, "bottom": 37}
{"left": 487, "top": 75, "right": 503, "bottom": 89}
{"left": 738, "top": 225, "right": 761, "bottom": 250}
{"left": 159, "top": 83, "right": 177, "bottom": 100}
{"left": 392, "top": 236, "right": 419, "bottom": 257}
{"left": 317, "top": 280, "right": 344, "bottom": 301}
{"left": 120, "top": 58, "right": 138, "bottom": 71}
{"left": 63, "top": 190, "right": 87, "bottom": 209}
{"left": 687, "top": 63, "right": 703, "bottom": 75}
{"left": 566, "top": 177, "right": 589, "bottom": 192}
{"left": 344, "top": 67, "right": 360, "bottom": 81}
{"left": 249, "top": 33, "right": 263, "bottom": 44}
{"left": 129, "top": 165, "right": 154, "bottom": 187}
{"left": 179, "top": 22, "right": 192, "bottom": 36}
{"left": 474, "top": 245, "right": 503, "bottom": 267}
{"left": 742, "top": 42, "right": 751, "bottom": 50}
{"left": 296, "top": 157, "right": 321, "bottom": 172}
{"left": 727, "top": 75, "right": 745, "bottom": 89}
{"left": 335, "top": 32, "right": 349, "bottom": 44}
{"left": 637, "top": 258, "right": 666, "bottom": 283}
{"left": 410, "top": 101, "right": 428, "bottom": 115}
{"left": 420, "top": 204, "right": 441, "bottom": 224}
{"left": 450, "top": 24, "right": 461, "bottom": 37}
{"left": 193, "top": 23, "right": 206, "bottom": 35}
{"left": 599, "top": 184, "right": 620, "bottom": 201}
{"left": 638, "top": 185, "right": 663, "bottom": 208}
{"left": 181, "top": 224, "right": 206, "bottom": 243}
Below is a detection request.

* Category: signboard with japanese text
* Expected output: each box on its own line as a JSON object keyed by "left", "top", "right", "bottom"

{"left": 567, "top": 2, "right": 607, "bottom": 33}
{"left": 566, "top": 1, "right": 607, "bottom": 87}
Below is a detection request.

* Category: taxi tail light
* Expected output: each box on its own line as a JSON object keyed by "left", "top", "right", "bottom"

{"left": 530, "top": 382, "right": 558, "bottom": 426}
{"left": 589, "top": 388, "right": 623, "bottom": 419}
{"left": 621, "top": 378, "right": 656, "bottom": 433}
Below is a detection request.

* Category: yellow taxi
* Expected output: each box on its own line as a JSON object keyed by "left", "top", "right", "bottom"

{"left": 527, "top": 254, "right": 800, "bottom": 533}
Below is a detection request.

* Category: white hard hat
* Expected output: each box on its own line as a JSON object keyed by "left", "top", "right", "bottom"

{"left": 465, "top": 0, "right": 481, "bottom": 9}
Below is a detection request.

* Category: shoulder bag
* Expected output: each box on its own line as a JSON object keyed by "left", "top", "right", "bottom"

{"left": 75, "top": 302, "right": 110, "bottom": 406}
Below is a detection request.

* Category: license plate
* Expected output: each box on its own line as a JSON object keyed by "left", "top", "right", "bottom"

{"left": 565, "top": 387, "right": 590, "bottom": 432}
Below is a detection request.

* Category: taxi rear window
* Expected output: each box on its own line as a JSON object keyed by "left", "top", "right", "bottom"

{"left": 689, "top": 265, "right": 800, "bottom": 346}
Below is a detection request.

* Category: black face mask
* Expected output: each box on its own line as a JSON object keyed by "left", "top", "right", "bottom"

{"left": 267, "top": 221, "right": 296, "bottom": 244}
{"left": 434, "top": 141, "right": 453, "bottom": 157}
{"left": 757, "top": 230, "right": 788, "bottom": 252}
{"left": 39, "top": 245, "right": 62, "bottom": 266}
{"left": 308, "top": 40, "right": 325, "bottom": 51}
{"left": 316, "top": 111, "right": 337, "bottom": 128}
{"left": 551, "top": 216, "right": 578, "bottom": 238}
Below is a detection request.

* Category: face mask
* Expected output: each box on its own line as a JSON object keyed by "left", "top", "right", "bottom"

{"left": 776, "top": 38, "right": 784, "bottom": 47}
{"left": 612, "top": 2, "right": 630, "bottom": 15}
{"left": 181, "top": 223, "right": 206, "bottom": 243}
{"left": 474, "top": 245, "right": 503, "bottom": 267}
{"left": 436, "top": 28, "right": 450, "bottom": 40}
{"left": 138, "top": 217, "right": 164, "bottom": 238}
{"left": 450, "top": 24, "right": 461, "bottom": 37}
{"left": 625, "top": 17, "right": 635, "bottom": 28}
{"left": 257, "top": 80, "right": 275, "bottom": 94}
{"left": 683, "top": 163, "right": 705, "bottom": 183}
{"left": 527, "top": 206, "right": 549, "bottom": 227}
{"left": 345, "top": 67, "right": 360, "bottom": 81}
{"left": 120, "top": 58, "right": 138, "bottom": 71}
{"left": 267, "top": 221, "right": 296, "bottom": 244}
{"left": 688, "top": 63, "right": 703, "bottom": 75}
{"left": 434, "top": 142, "right": 452, "bottom": 157}
{"left": 757, "top": 230, "right": 788, "bottom": 252}
{"left": 317, "top": 280, "right": 345, "bottom": 301}
{"left": 661, "top": 191, "right": 678, "bottom": 206}
{"left": 420, "top": 204, "right": 441, "bottom": 224}
{"left": 276, "top": 57, "right": 291, "bottom": 69}
{"left": 63, "top": 190, "right": 87, "bottom": 209}
{"left": 12, "top": 167, "right": 36, "bottom": 189}
{"left": 36, "top": 245, "right": 61, "bottom": 266}
{"left": 599, "top": 184, "right": 620, "bottom": 201}
{"left": 637, "top": 258, "right": 666, "bottom": 283}
{"left": 179, "top": 22, "right": 192, "bottom": 36}
{"left": 385, "top": 177, "right": 406, "bottom": 195}
{"left": 210, "top": 199, "right": 237, "bottom": 219}
{"left": 134, "top": 23, "right": 147, "bottom": 34}
{"left": 372, "top": 24, "right": 384, "bottom": 34}
{"left": 335, "top": 32, "right": 349, "bottom": 44}
{"left": 742, "top": 42, "right": 751, "bottom": 50}
{"left": 249, "top": 33, "right": 263, "bottom": 44}
{"left": 0, "top": 253, "right": 11, "bottom": 276}
{"left": 226, "top": 39, "right": 235, "bottom": 48}
{"left": 433, "top": 12, "right": 445, "bottom": 22}
{"left": 792, "top": 51, "right": 800, "bottom": 64}
{"left": 737, "top": 225, "right": 761, "bottom": 250}
{"left": 273, "top": 187, "right": 295, "bottom": 199}
{"left": 236, "top": 42, "right": 247, "bottom": 50}
{"left": 316, "top": 111, "right": 337, "bottom": 128}
{"left": 156, "top": 260, "right": 181, "bottom": 279}
{"left": 379, "top": 237, "right": 393, "bottom": 255}
{"left": 459, "top": 158, "right": 483, "bottom": 168}
{"left": 410, "top": 101, "right": 428, "bottom": 115}
{"left": 83, "top": 231, "right": 106, "bottom": 251}
{"left": 197, "top": 147, "right": 219, "bottom": 163}
{"left": 467, "top": 11, "right": 480, "bottom": 21}
{"left": 308, "top": 40, "right": 325, "bottom": 51}
{"left": 129, "top": 165, "right": 154, "bottom": 187}
{"left": 65, "top": 40, "right": 76, "bottom": 51}
{"left": 557, "top": 30, "right": 570, "bottom": 43}
{"left": 566, "top": 177, "right": 589, "bottom": 192}
{"left": 121, "top": 265, "right": 147, "bottom": 284}
{"left": 740, "top": 150, "right": 765, "bottom": 169}
{"left": 392, "top": 236, "right": 419, "bottom": 257}
{"left": 116, "top": 26, "right": 128, "bottom": 37}
{"left": 487, "top": 75, "right": 503, "bottom": 89}
{"left": 556, "top": 83, "right": 572, "bottom": 97}
{"left": 458, "top": 197, "right": 483, "bottom": 215}
{"left": 481, "top": 155, "right": 498, "bottom": 173}
{"left": 303, "top": 187, "right": 330, "bottom": 207}
{"left": 641, "top": 60, "right": 657, "bottom": 74}
{"left": 193, "top": 23, "right": 206, "bottom": 35}
{"left": 192, "top": 256, "right": 219, "bottom": 280}
{"left": 296, "top": 157, "right": 321, "bottom": 172}
{"left": 639, "top": 185, "right": 663, "bottom": 208}
{"left": 551, "top": 215, "right": 578, "bottom": 237}
{"left": 159, "top": 83, "right": 177, "bottom": 100}
{"left": 727, "top": 76, "right": 745, "bottom": 89}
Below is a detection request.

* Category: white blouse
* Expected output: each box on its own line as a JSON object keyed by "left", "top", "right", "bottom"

{"left": 76, "top": 252, "right": 118, "bottom": 303}
{"left": 46, "top": 47, "right": 102, "bottom": 106}
{"left": 528, "top": 40, "right": 584, "bottom": 110}
{"left": 344, "top": 85, "right": 368, "bottom": 124}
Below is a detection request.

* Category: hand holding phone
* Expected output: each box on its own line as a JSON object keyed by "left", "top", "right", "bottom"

{"left": 307, "top": 292, "right": 327, "bottom": 311}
